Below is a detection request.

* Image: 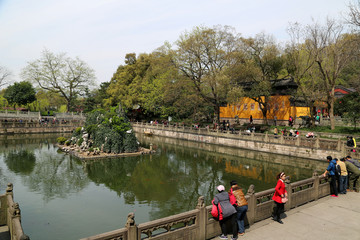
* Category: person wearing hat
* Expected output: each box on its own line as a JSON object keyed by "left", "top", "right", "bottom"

{"left": 213, "top": 185, "right": 238, "bottom": 240}
{"left": 272, "top": 172, "right": 288, "bottom": 224}
{"left": 229, "top": 180, "right": 248, "bottom": 236}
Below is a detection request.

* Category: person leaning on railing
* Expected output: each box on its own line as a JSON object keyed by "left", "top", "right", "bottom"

{"left": 228, "top": 180, "right": 248, "bottom": 236}
{"left": 322, "top": 156, "right": 338, "bottom": 197}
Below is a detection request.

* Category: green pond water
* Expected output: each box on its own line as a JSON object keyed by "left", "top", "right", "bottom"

{"left": 0, "top": 133, "right": 327, "bottom": 240}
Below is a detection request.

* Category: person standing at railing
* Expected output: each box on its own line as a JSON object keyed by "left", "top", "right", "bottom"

{"left": 271, "top": 172, "right": 288, "bottom": 224}
{"left": 345, "top": 156, "right": 360, "bottom": 192}
{"left": 213, "top": 185, "right": 238, "bottom": 240}
{"left": 322, "top": 156, "right": 338, "bottom": 197}
{"left": 337, "top": 158, "right": 348, "bottom": 194}
{"left": 228, "top": 180, "right": 248, "bottom": 236}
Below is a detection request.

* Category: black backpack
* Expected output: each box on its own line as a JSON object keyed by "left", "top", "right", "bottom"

{"left": 335, "top": 164, "right": 341, "bottom": 176}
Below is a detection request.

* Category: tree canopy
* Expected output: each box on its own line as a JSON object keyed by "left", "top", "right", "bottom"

{"left": 21, "top": 49, "right": 96, "bottom": 112}
{"left": 4, "top": 81, "right": 36, "bottom": 108}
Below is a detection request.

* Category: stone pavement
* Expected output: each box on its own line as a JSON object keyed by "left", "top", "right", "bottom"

{"left": 211, "top": 192, "right": 360, "bottom": 240}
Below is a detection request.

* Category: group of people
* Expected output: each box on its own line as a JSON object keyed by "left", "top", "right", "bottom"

{"left": 212, "top": 173, "right": 288, "bottom": 239}
{"left": 273, "top": 127, "right": 299, "bottom": 137}
{"left": 323, "top": 155, "right": 360, "bottom": 197}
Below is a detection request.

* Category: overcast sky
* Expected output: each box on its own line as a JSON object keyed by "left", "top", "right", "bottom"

{"left": 0, "top": 0, "right": 351, "bottom": 86}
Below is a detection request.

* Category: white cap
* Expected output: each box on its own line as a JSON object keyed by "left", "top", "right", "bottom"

{"left": 217, "top": 185, "right": 225, "bottom": 191}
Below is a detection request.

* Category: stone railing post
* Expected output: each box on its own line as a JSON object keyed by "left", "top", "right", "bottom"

{"left": 245, "top": 185, "right": 256, "bottom": 225}
{"left": 336, "top": 138, "right": 342, "bottom": 151}
{"left": 285, "top": 178, "right": 292, "bottom": 211}
{"left": 280, "top": 134, "right": 284, "bottom": 144}
{"left": 196, "top": 196, "right": 206, "bottom": 240}
{"left": 251, "top": 132, "right": 254, "bottom": 141}
{"left": 312, "top": 171, "right": 320, "bottom": 201}
{"left": 296, "top": 136, "right": 300, "bottom": 146}
{"left": 264, "top": 132, "right": 269, "bottom": 142}
{"left": 315, "top": 137, "right": 320, "bottom": 149}
{"left": 125, "top": 212, "right": 137, "bottom": 240}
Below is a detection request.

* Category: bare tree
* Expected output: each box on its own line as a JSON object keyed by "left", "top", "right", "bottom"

{"left": 21, "top": 49, "right": 96, "bottom": 112}
{"left": 303, "top": 18, "right": 356, "bottom": 129}
{"left": 0, "top": 65, "right": 12, "bottom": 88}
{"left": 347, "top": 0, "right": 360, "bottom": 27}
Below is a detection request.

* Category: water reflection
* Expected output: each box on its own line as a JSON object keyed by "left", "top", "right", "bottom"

{"left": 4, "top": 149, "right": 36, "bottom": 175}
{"left": 0, "top": 133, "right": 328, "bottom": 240}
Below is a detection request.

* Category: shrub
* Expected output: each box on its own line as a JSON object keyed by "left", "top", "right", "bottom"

{"left": 77, "top": 138, "right": 84, "bottom": 146}
{"left": 65, "top": 140, "right": 71, "bottom": 146}
{"left": 57, "top": 137, "right": 67, "bottom": 145}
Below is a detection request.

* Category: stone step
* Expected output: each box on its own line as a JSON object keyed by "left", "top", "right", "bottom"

{"left": 0, "top": 225, "right": 10, "bottom": 240}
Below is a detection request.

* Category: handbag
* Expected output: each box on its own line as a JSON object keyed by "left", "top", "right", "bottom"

{"left": 211, "top": 200, "right": 219, "bottom": 219}
{"left": 281, "top": 197, "right": 288, "bottom": 203}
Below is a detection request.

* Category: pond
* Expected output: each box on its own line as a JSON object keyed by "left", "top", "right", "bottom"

{"left": 0, "top": 133, "right": 327, "bottom": 240}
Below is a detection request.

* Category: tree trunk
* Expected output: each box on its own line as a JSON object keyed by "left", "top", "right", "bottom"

{"left": 215, "top": 105, "right": 220, "bottom": 124}
{"left": 329, "top": 87, "right": 335, "bottom": 130}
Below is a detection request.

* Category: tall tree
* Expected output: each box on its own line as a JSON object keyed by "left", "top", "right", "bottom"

{"left": 21, "top": 49, "right": 96, "bottom": 112}
{"left": 303, "top": 19, "right": 357, "bottom": 129}
{"left": 285, "top": 23, "right": 323, "bottom": 126}
{"left": 4, "top": 81, "right": 36, "bottom": 109}
{"left": 173, "top": 25, "right": 241, "bottom": 123}
{"left": 237, "top": 33, "right": 285, "bottom": 124}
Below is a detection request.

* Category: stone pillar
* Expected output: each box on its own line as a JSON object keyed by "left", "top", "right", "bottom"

{"left": 280, "top": 134, "right": 284, "bottom": 144}
{"left": 336, "top": 138, "right": 341, "bottom": 151}
{"left": 312, "top": 171, "right": 320, "bottom": 201}
{"left": 296, "top": 136, "right": 300, "bottom": 146}
{"left": 196, "top": 196, "right": 206, "bottom": 240}
{"left": 150, "top": 143, "right": 153, "bottom": 151}
{"left": 264, "top": 132, "right": 269, "bottom": 142}
{"left": 251, "top": 132, "right": 254, "bottom": 141}
{"left": 126, "top": 212, "right": 137, "bottom": 240}
{"left": 284, "top": 178, "right": 292, "bottom": 211}
{"left": 315, "top": 137, "right": 320, "bottom": 149}
{"left": 245, "top": 185, "right": 256, "bottom": 225}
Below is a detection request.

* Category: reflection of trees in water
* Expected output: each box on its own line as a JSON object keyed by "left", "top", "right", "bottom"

{"left": 4, "top": 149, "right": 36, "bottom": 175}
{"left": 24, "top": 149, "right": 89, "bottom": 202}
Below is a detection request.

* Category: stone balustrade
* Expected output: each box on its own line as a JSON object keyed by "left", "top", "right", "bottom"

{"left": 0, "top": 120, "right": 84, "bottom": 134}
{"left": 131, "top": 122, "right": 360, "bottom": 160}
{"left": 82, "top": 173, "right": 330, "bottom": 240}
{"left": 0, "top": 183, "right": 29, "bottom": 240}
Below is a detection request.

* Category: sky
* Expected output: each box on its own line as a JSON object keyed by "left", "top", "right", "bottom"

{"left": 0, "top": 0, "right": 352, "bottom": 87}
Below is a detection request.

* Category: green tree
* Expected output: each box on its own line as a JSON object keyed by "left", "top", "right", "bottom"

{"left": 4, "top": 81, "right": 36, "bottom": 109}
{"left": 334, "top": 92, "right": 360, "bottom": 129}
{"left": 173, "top": 25, "right": 241, "bottom": 123}
{"left": 21, "top": 49, "right": 96, "bottom": 112}
{"left": 235, "top": 33, "right": 285, "bottom": 124}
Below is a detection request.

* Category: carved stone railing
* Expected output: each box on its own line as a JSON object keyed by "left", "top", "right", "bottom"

{"left": 82, "top": 172, "right": 330, "bottom": 240}
{"left": 0, "top": 183, "right": 29, "bottom": 240}
{"left": 132, "top": 122, "right": 360, "bottom": 159}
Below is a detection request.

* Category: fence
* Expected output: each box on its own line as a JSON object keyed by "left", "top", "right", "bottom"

{"left": 0, "top": 183, "right": 29, "bottom": 240}
{"left": 82, "top": 172, "right": 330, "bottom": 240}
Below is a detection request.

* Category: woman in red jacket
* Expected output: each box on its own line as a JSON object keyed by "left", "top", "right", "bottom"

{"left": 272, "top": 172, "right": 287, "bottom": 224}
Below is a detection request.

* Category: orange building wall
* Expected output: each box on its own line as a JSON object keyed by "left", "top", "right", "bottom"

{"left": 220, "top": 96, "right": 310, "bottom": 121}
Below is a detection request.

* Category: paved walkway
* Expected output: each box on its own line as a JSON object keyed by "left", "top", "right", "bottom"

{"left": 212, "top": 192, "right": 360, "bottom": 240}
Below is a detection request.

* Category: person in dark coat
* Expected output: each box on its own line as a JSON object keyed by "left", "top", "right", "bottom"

{"left": 213, "top": 185, "right": 238, "bottom": 240}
